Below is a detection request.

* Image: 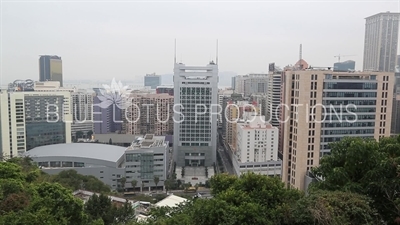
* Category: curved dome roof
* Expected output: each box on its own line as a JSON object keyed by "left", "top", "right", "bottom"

{"left": 24, "top": 143, "right": 126, "bottom": 163}
{"left": 295, "top": 59, "right": 309, "bottom": 69}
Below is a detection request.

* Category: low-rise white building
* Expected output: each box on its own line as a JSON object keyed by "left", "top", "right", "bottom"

{"left": 233, "top": 115, "right": 281, "bottom": 176}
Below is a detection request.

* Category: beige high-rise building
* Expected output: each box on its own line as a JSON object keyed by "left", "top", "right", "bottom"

{"left": 124, "top": 93, "right": 173, "bottom": 136}
{"left": 281, "top": 69, "right": 394, "bottom": 190}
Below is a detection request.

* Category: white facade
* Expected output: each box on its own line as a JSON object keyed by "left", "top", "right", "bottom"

{"left": 233, "top": 115, "right": 281, "bottom": 176}
{"left": 234, "top": 75, "right": 248, "bottom": 94}
{"left": 173, "top": 62, "right": 219, "bottom": 167}
{"left": 0, "top": 90, "right": 72, "bottom": 158}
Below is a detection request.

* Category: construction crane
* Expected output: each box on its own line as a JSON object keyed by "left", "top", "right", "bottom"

{"left": 334, "top": 54, "right": 356, "bottom": 62}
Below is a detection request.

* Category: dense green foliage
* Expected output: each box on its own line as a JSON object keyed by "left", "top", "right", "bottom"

{"left": 0, "top": 157, "right": 135, "bottom": 225}
{"left": 134, "top": 173, "right": 380, "bottom": 225}
{"left": 49, "top": 170, "right": 111, "bottom": 193}
{"left": 312, "top": 136, "right": 400, "bottom": 224}
{"left": 1, "top": 136, "right": 399, "bottom": 225}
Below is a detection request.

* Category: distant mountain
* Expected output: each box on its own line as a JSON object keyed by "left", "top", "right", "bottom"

{"left": 159, "top": 71, "right": 237, "bottom": 87}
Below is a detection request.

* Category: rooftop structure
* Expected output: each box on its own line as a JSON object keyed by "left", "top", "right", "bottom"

{"left": 154, "top": 194, "right": 188, "bottom": 208}
{"left": 127, "top": 134, "right": 167, "bottom": 150}
{"left": 73, "top": 189, "right": 139, "bottom": 208}
{"left": 25, "top": 143, "right": 126, "bottom": 164}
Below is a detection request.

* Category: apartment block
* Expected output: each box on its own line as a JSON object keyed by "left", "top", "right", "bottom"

{"left": 225, "top": 101, "right": 259, "bottom": 153}
{"left": 124, "top": 93, "right": 174, "bottom": 136}
{"left": 363, "top": 12, "right": 400, "bottom": 72}
{"left": 34, "top": 81, "right": 93, "bottom": 139}
{"left": 218, "top": 89, "right": 234, "bottom": 128}
{"left": 266, "top": 72, "right": 282, "bottom": 128}
{"left": 281, "top": 69, "right": 393, "bottom": 190}
{"left": 0, "top": 89, "right": 72, "bottom": 157}
{"left": 221, "top": 93, "right": 244, "bottom": 138}
{"left": 234, "top": 115, "right": 281, "bottom": 176}
{"left": 156, "top": 86, "right": 174, "bottom": 96}
{"left": 144, "top": 73, "right": 161, "bottom": 89}
{"left": 245, "top": 74, "right": 269, "bottom": 97}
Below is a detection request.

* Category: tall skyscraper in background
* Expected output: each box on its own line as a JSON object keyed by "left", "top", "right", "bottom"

{"left": 281, "top": 68, "right": 393, "bottom": 191}
{"left": 144, "top": 73, "right": 161, "bottom": 89}
{"left": 39, "top": 55, "right": 63, "bottom": 87}
{"left": 173, "top": 61, "right": 218, "bottom": 167}
{"left": 363, "top": 12, "right": 400, "bottom": 72}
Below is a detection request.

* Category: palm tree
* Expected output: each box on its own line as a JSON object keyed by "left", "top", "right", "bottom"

{"left": 153, "top": 176, "right": 160, "bottom": 192}
{"left": 131, "top": 179, "right": 137, "bottom": 193}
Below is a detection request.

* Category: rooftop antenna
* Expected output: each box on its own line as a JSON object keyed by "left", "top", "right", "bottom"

{"left": 299, "top": 44, "right": 302, "bottom": 61}
{"left": 216, "top": 39, "right": 219, "bottom": 65}
{"left": 174, "top": 39, "right": 177, "bottom": 64}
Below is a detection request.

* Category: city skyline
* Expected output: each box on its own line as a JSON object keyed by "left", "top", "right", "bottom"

{"left": 2, "top": 1, "right": 399, "bottom": 86}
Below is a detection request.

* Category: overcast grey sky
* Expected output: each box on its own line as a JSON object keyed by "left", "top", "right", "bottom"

{"left": 1, "top": 0, "right": 399, "bottom": 85}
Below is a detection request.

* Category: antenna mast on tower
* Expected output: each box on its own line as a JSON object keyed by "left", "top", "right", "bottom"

{"left": 299, "top": 44, "right": 302, "bottom": 61}
{"left": 174, "top": 39, "right": 177, "bottom": 64}
{"left": 216, "top": 39, "right": 219, "bottom": 65}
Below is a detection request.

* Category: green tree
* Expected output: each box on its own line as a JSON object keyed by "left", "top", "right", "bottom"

{"left": 153, "top": 176, "right": 160, "bottom": 192}
{"left": 84, "top": 193, "right": 116, "bottom": 225}
{"left": 0, "top": 162, "right": 26, "bottom": 181}
{"left": 50, "top": 170, "right": 110, "bottom": 193}
{"left": 119, "top": 177, "right": 127, "bottom": 192}
{"left": 209, "top": 173, "right": 237, "bottom": 195}
{"left": 164, "top": 179, "right": 173, "bottom": 193}
{"left": 131, "top": 179, "right": 137, "bottom": 193}
{"left": 288, "top": 190, "right": 382, "bottom": 225}
{"left": 312, "top": 136, "right": 400, "bottom": 224}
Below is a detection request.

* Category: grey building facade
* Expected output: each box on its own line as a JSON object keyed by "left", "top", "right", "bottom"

{"left": 26, "top": 135, "right": 170, "bottom": 191}
{"left": 39, "top": 55, "right": 63, "bottom": 87}
{"left": 243, "top": 74, "right": 269, "bottom": 97}
{"left": 333, "top": 60, "right": 356, "bottom": 72}
{"left": 25, "top": 143, "right": 126, "bottom": 190}
{"left": 266, "top": 72, "right": 282, "bottom": 127}
{"left": 93, "top": 94, "right": 122, "bottom": 134}
{"left": 124, "top": 134, "right": 170, "bottom": 191}
{"left": 363, "top": 12, "right": 400, "bottom": 72}
{"left": 391, "top": 72, "right": 400, "bottom": 135}
{"left": 144, "top": 74, "right": 161, "bottom": 89}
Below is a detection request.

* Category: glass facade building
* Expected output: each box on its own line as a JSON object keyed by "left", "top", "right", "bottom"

{"left": 39, "top": 55, "right": 63, "bottom": 87}
{"left": 144, "top": 74, "right": 161, "bottom": 89}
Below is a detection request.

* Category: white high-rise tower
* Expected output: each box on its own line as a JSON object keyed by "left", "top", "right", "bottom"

{"left": 173, "top": 61, "right": 219, "bottom": 167}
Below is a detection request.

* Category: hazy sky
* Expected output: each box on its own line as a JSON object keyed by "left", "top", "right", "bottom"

{"left": 1, "top": 0, "right": 399, "bottom": 86}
